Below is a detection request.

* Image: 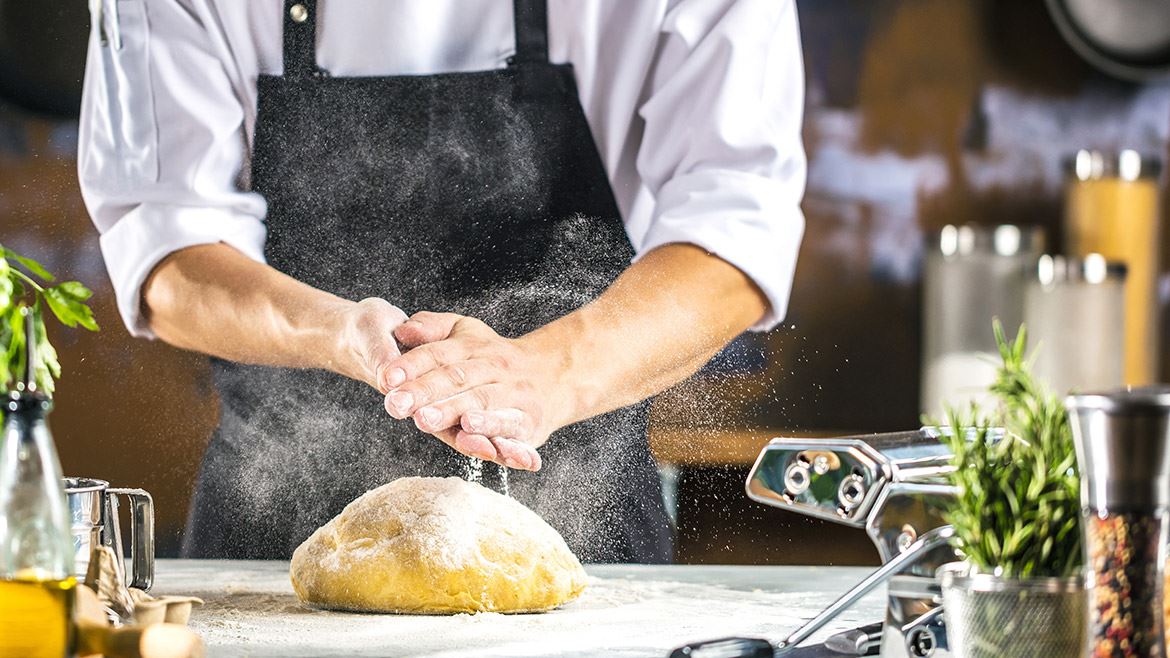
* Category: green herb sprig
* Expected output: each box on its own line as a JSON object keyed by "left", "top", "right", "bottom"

{"left": 936, "top": 321, "right": 1081, "bottom": 578}
{"left": 0, "top": 244, "right": 99, "bottom": 396}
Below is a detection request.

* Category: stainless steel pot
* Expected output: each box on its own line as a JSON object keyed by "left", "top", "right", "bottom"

{"left": 64, "top": 477, "right": 154, "bottom": 591}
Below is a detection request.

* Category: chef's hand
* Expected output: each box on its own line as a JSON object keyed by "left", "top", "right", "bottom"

{"left": 338, "top": 297, "right": 411, "bottom": 393}
{"left": 382, "top": 312, "right": 567, "bottom": 471}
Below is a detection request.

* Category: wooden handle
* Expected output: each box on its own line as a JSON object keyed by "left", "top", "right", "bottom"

{"left": 77, "top": 622, "right": 204, "bottom": 658}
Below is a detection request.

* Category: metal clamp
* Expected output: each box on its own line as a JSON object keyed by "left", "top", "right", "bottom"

{"left": 774, "top": 525, "right": 955, "bottom": 654}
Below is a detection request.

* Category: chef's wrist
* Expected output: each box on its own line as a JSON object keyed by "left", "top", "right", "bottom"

{"left": 329, "top": 298, "right": 383, "bottom": 388}
{"left": 518, "top": 317, "right": 601, "bottom": 430}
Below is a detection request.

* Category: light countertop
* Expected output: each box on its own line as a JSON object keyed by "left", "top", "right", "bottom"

{"left": 152, "top": 560, "right": 885, "bottom": 657}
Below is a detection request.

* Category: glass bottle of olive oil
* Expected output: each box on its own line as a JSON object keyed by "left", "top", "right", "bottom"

{"left": 0, "top": 314, "right": 75, "bottom": 658}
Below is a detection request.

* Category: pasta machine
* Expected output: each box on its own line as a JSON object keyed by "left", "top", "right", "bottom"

{"left": 671, "top": 428, "right": 989, "bottom": 658}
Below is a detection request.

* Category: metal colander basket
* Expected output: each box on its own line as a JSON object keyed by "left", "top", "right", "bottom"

{"left": 940, "top": 565, "right": 1086, "bottom": 658}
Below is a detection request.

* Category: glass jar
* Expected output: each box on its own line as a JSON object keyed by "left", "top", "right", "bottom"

{"left": 1024, "top": 254, "right": 1126, "bottom": 396}
{"left": 921, "top": 224, "right": 1045, "bottom": 419}
{"left": 1064, "top": 150, "right": 1163, "bottom": 386}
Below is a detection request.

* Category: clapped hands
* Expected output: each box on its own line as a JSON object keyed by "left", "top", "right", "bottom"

{"left": 379, "top": 312, "right": 577, "bottom": 472}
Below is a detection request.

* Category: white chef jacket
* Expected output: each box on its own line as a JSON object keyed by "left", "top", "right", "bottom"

{"left": 78, "top": 0, "right": 807, "bottom": 338}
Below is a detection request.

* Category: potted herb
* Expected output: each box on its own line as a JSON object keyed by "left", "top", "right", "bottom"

{"left": 934, "top": 322, "right": 1085, "bottom": 658}
{"left": 0, "top": 244, "right": 99, "bottom": 403}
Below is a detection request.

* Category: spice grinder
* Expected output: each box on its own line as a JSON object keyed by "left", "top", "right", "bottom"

{"left": 1067, "top": 387, "right": 1170, "bottom": 658}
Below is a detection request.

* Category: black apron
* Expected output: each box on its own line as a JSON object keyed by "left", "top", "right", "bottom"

{"left": 181, "top": 0, "right": 673, "bottom": 563}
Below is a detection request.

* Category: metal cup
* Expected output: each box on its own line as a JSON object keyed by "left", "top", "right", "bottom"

{"left": 64, "top": 477, "right": 155, "bottom": 591}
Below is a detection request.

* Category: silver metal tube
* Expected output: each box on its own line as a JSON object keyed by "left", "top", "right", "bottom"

{"left": 774, "top": 525, "right": 955, "bottom": 654}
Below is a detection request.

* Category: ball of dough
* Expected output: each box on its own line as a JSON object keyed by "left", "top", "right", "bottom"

{"left": 290, "top": 476, "right": 588, "bottom": 614}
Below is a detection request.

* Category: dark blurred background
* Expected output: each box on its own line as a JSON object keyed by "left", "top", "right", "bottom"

{"left": 2, "top": 0, "right": 1168, "bottom": 564}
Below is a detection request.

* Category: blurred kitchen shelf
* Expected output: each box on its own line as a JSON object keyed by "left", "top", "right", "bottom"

{"left": 648, "top": 426, "right": 861, "bottom": 466}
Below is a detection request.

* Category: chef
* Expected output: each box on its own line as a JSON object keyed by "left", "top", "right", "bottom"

{"left": 79, "top": 0, "right": 806, "bottom": 563}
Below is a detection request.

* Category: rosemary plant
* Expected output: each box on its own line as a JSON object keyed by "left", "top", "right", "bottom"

{"left": 0, "top": 244, "right": 99, "bottom": 400}
{"left": 936, "top": 321, "right": 1082, "bottom": 578}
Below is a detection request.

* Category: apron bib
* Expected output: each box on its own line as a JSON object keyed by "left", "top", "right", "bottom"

{"left": 181, "top": 0, "right": 673, "bottom": 563}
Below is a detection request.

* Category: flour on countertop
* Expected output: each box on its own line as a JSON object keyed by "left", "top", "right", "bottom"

{"left": 162, "top": 565, "right": 885, "bottom": 658}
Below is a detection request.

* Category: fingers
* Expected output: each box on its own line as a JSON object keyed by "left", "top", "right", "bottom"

{"left": 418, "top": 425, "right": 541, "bottom": 471}
{"left": 461, "top": 408, "right": 535, "bottom": 443}
{"left": 385, "top": 313, "right": 499, "bottom": 388}
{"left": 381, "top": 311, "right": 544, "bottom": 472}
{"left": 452, "top": 430, "right": 498, "bottom": 462}
{"left": 427, "top": 427, "right": 462, "bottom": 453}
{"left": 371, "top": 345, "right": 404, "bottom": 394}
{"left": 455, "top": 431, "right": 542, "bottom": 471}
{"left": 423, "top": 427, "right": 503, "bottom": 465}
{"left": 394, "top": 311, "right": 463, "bottom": 348}
{"left": 383, "top": 359, "right": 499, "bottom": 418}
{"left": 488, "top": 436, "right": 542, "bottom": 471}
{"left": 408, "top": 384, "right": 536, "bottom": 435}
{"left": 381, "top": 334, "right": 474, "bottom": 389}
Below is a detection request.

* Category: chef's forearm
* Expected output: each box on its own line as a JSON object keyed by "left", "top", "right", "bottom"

{"left": 523, "top": 243, "right": 768, "bottom": 427}
{"left": 142, "top": 243, "right": 356, "bottom": 375}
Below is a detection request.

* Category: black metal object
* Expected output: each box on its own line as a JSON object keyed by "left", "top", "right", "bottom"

{"left": 669, "top": 637, "right": 775, "bottom": 658}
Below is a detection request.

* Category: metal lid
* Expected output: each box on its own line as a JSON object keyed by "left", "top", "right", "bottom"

{"left": 1064, "top": 149, "right": 1163, "bottom": 181}
{"left": 1067, "top": 386, "right": 1170, "bottom": 415}
{"left": 63, "top": 477, "right": 109, "bottom": 494}
{"left": 1033, "top": 254, "right": 1126, "bottom": 286}
{"left": 932, "top": 224, "right": 1046, "bottom": 258}
{"left": 1067, "top": 386, "right": 1170, "bottom": 510}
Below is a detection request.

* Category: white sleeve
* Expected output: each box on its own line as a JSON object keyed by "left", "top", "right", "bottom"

{"left": 634, "top": 0, "right": 806, "bottom": 331}
{"left": 78, "top": 0, "right": 267, "bottom": 339}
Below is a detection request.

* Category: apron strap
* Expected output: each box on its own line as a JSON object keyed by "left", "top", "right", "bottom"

{"left": 283, "top": 0, "right": 325, "bottom": 78}
{"left": 510, "top": 0, "right": 549, "bottom": 65}
{"left": 280, "top": 1, "right": 548, "bottom": 75}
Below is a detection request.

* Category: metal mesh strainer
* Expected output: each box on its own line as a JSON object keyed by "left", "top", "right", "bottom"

{"left": 940, "top": 566, "right": 1086, "bottom": 658}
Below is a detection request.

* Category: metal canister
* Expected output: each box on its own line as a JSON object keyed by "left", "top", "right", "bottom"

{"left": 64, "top": 477, "right": 155, "bottom": 591}
{"left": 1064, "top": 150, "right": 1163, "bottom": 385}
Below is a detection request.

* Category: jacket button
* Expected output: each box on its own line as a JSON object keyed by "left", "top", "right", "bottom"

{"left": 289, "top": 4, "right": 308, "bottom": 22}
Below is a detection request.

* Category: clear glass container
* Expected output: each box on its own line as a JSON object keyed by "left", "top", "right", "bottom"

{"left": 1064, "top": 149, "right": 1163, "bottom": 386}
{"left": 1024, "top": 254, "right": 1126, "bottom": 396}
{"left": 921, "top": 224, "right": 1045, "bottom": 419}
